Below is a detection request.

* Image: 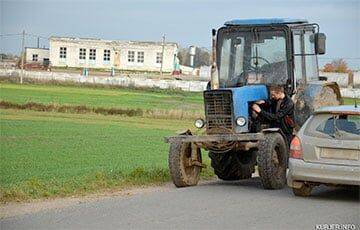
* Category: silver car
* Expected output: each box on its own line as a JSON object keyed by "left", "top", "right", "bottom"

{"left": 287, "top": 105, "right": 360, "bottom": 196}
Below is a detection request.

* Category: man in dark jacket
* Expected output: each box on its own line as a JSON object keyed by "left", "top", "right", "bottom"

{"left": 251, "top": 86, "right": 295, "bottom": 146}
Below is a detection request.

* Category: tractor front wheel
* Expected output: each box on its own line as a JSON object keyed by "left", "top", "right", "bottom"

{"left": 168, "top": 141, "right": 202, "bottom": 187}
{"left": 257, "top": 133, "right": 288, "bottom": 189}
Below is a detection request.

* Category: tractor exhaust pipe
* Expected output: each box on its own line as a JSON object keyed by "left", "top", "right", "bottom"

{"left": 211, "top": 29, "right": 219, "bottom": 90}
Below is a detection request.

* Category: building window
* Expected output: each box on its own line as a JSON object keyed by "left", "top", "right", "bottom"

{"left": 89, "top": 49, "right": 96, "bottom": 60}
{"left": 103, "top": 49, "right": 110, "bottom": 61}
{"left": 156, "top": 52, "right": 162, "bottom": 64}
{"left": 128, "top": 51, "right": 135, "bottom": 62}
{"left": 59, "top": 47, "right": 67, "bottom": 59}
{"left": 32, "top": 54, "right": 38, "bottom": 61}
{"left": 137, "top": 51, "right": 144, "bottom": 63}
{"left": 79, "top": 48, "right": 86, "bottom": 60}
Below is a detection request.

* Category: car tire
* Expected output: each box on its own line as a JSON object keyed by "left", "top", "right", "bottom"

{"left": 257, "top": 132, "right": 288, "bottom": 189}
{"left": 292, "top": 184, "right": 312, "bottom": 197}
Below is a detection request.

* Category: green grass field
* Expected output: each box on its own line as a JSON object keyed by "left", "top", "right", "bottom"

{"left": 0, "top": 82, "right": 358, "bottom": 203}
{"left": 0, "top": 109, "right": 212, "bottom": 202}
{"left": 342, "top": 97, "right": 359, "bottom": 106}
{"left": 0, "top": 83, "right": 203, "bottom": 112}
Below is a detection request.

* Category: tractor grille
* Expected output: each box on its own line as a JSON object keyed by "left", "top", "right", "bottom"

{"left": 204, "top": 90, "right": 233, "bottom": 133}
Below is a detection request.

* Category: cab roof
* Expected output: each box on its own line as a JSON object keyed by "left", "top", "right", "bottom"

{"left": 224, "top": 18, "right": 308, "bottom": 26}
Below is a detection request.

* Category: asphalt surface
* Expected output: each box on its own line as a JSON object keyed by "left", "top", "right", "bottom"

{"left": 1, "top": 177, "right": 359, "bottom": 230}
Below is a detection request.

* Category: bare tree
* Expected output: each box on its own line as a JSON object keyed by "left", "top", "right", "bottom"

{"left": 177, "top": 47, "right": 211, "bottom": 67}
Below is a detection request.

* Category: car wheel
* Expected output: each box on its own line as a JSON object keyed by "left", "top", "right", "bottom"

{"left": 292, "top": 184, "right": 312, "bottom": 197}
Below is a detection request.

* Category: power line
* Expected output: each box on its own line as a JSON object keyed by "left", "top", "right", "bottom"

{"left": 0, "top": 32, "right": 49, "bottom": 40}
{"left": 0, "top": 33, "right": 22, "bottom": 37}
{"left": 24, "top": 33, "right": 49, "bottom": 40}
{"left": 318, "top": 57, "right": 360, "bottom": 60}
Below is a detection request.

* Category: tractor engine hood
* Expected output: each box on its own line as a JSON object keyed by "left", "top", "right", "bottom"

{"left": 231, "top": 85, "right": 268, "bottom": 133}
{"left": 204, "top": 85, "right": 268, "bottom": 134}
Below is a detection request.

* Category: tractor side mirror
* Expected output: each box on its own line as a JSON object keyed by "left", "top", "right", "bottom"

{"left": 313, "top": 33, "right": 326, "bottom": 55}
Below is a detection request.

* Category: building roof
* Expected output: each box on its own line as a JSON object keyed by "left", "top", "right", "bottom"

{"left": 49, "top": 36, "right": 178, "bottom": 47}
{"left": 25, "top": 47, "right": 49, "bottom": 50}
{"left": 224, "top": 18, "right": 308, "bottom": 26}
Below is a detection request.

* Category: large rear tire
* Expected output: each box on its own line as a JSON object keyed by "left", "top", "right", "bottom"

{"left": 257, "top": 133, "right": 288, "bottom": 189}
{"left": 209, "top": 150, "right": 255, "bottom": 181}
{"left": 168, "top": 141, "right": 202, "bottom": 187}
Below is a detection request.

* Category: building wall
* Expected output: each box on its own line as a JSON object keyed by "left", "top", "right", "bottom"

{"left": 49, "top": 37, "right": 178, "bottom": 72}
{"left": 25, "top": 48, "right": 50, "bottom": 63}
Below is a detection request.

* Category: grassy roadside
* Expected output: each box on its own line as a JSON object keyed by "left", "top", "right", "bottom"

{"left": 342, "top": 97, "right": 359, "bottom": 105}
{"left": 0, "top": 109, "right": 213, "bottom": 203}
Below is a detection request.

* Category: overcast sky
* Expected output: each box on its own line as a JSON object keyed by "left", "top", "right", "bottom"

{"left": 1, "top": 0, "right": 359, "bottom": 68}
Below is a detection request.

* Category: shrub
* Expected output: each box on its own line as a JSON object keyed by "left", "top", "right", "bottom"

{"left": 323, "top": 59, "right": 350, "bottom": 73}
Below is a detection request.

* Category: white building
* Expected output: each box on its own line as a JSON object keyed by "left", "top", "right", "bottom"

{"left": 25, "top": 47, "right": 50, "bottom": 64}
{"left": 49, "top": 37, "right": 178, "bottom": 72}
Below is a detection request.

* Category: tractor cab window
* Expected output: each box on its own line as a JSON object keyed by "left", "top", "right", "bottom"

{"left": 304, "top": 31, "right": 318, "bottom": 81}
{"left": 293, "top": 29, "right": 319, "bottom": 83}
{"left": 218, "top": 30, "right": 288, "bottom": 88}
{"left": 293, "top": 33, "right": 303, "bottom": 85}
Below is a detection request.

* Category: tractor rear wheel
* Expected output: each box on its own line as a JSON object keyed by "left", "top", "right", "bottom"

{"left": 257, "top": 133, "right": 288, "bottom": 189}
{"left": 209, "top": 150, "right": 255, "bottom": 181}
{"left": 168, "top": 141, "right": 202, "bottom": 187}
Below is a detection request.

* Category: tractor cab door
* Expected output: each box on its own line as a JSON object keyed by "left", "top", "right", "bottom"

{"left": 292, "top": 27, "right": 340, "bottom": 127}
{"left": 292, "top": 27, "right": 319, "bottom": 88}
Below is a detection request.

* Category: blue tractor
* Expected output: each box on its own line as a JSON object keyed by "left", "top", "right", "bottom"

{"left": 166, "top": 18, "right": 341, "bottom": 189}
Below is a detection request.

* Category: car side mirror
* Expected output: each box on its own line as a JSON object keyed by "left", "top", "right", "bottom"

{"left": 314, "top": 33, "right": 326, "bottom": 55}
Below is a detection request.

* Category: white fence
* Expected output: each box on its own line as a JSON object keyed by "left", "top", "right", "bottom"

{"left": 340, "top": 88, "right": 360, "bottom": 98}
{"left": 319, "top": 71, "right": 360, "bottom": 88}
{"left": 0, "top": 69, "right": 208, "bottom": 92}
{"left": 0, "top": 69, "right": 359, "bottom": 98}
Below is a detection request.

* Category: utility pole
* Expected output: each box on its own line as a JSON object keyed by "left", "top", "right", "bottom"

{"left": 20, "top": 30, "right": 25, "bottom": 84}
{"left": 37, "top": 36, "right": 40, "bottom": 48}
{"left": 160, "top": 34, "right": 165, "bottom": 76}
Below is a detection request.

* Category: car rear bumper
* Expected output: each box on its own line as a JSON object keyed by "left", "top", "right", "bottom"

{"left": 287, "top": 158, "right": 360, "bottom": 187}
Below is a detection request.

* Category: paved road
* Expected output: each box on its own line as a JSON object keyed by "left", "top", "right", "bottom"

{"left": 1, "top": 177, "right": 359, "bottom": 230}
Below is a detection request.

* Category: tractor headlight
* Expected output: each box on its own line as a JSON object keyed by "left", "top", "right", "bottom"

{"left": 236, "top": 116, "right": 246, "bottom": 126}
{"left": 194, "top": 118, "right": 205, "bottom": 129}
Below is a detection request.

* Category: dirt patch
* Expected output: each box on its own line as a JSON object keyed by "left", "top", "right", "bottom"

{"left": 0, "top": 100, "right": 201, "bottom": 120}
{"left": 0, "top": 100, "right": 143, "bottom": 117}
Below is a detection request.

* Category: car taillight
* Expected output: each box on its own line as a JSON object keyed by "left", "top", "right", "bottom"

{"left": 290, "top": 136, "right": 303, "bottom": 159}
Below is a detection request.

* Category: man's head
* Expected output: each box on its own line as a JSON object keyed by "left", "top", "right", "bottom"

{"left": 269, "top": 86, "right": 285, "bottom": 100}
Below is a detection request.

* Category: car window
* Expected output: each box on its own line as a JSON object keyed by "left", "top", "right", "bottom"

{"left": 304, "top": 114, "right": 360, "bottom": 140}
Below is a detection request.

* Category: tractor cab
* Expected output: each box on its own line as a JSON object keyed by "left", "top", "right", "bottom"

{"left": 214, "top": 18, "right": 326, "bottom": 95}
{"left": 204, "top": 18, "right": 332, "bottom": 134}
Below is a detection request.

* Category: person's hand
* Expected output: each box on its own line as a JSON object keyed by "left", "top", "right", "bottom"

{"left": 252, "top": 104, "right": 261, "bottom": 113}
{"left": 255, "top": 100, "right": 265, "bottom": 105}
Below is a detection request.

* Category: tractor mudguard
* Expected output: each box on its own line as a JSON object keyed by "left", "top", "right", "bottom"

{"left": 294, "top": 81, "right": 342, "bottom": 127}
{"left": 175, "top": 129, "right": 192, "bottom": 136}
{"left": 262, "top": 127, "right": 286, "bottom": 139}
